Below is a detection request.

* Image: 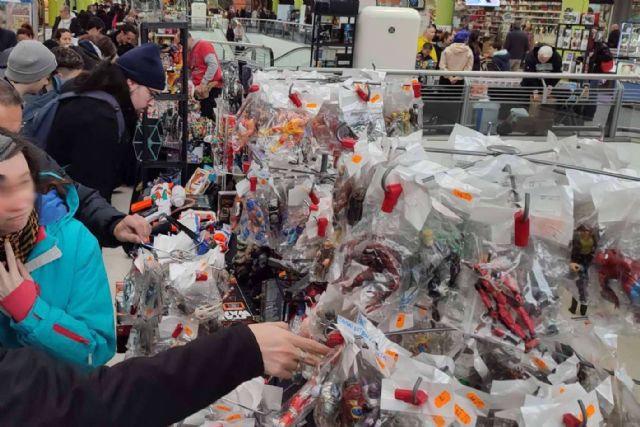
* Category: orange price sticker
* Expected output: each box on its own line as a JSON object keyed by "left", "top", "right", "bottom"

{"left": 402, "top": 84, "right": 412, "bottom": 92}
{"left": 306, "top": 103, "right": 318, "bottom": 109}
{"left": 352, "top": 154, "right": 363, "bottom": 164}
{"left": 184, "top": 326, "right": 193, "bottom": 337}
{"left": 215, "top": 404, "right": 232, "bottom": 412}
{"left": 376, "top": 357, "right": 386, "bottom": 370}
{"left": 384, "top": 349, "right": 399, "bottom": 362}
{"left": 433, "top": 415, "right": 446, "bottom": 427}
{"left": 559, "top": 387, "right": 566, "bottom": 395}
{"left": 434, "top": 390, "right": 452, "bottom": 408}
{"left": 370, "top": 94, "right": 381, "bottom": 103}
{"left": 578, "top": 404, "right": 596, "bottom": 421}
{"left": 226, "top": 414, "right": 242, "bottom": 422}
{"left": 452, "top": 188, "right": 473, "bottom": 202}
{"left": 454, "top": 404, "right": 472, "bottom": 425}
{"left": 395, "top": 313, "right": 406, "bottom": 329}
{"left": 466, "top": 392, "right": 486, "bottom": 410}
{"left": 532, "top": 357, "right": 548, "bottom": 370}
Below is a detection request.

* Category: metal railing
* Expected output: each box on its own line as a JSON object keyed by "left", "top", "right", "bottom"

{"left": 273, "top": 46, "right": 312, "bottom": 67}
{"left": 264, "top": 67, "right": 640, "bottom": 141}
{"left": 233, "top": 18, "right": 313, "bottom": 45}
{"left": 209, "top": 40, "right": 274, "bottom": 67}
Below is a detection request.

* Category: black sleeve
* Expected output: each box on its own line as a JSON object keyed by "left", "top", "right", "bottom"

{"left": 52, "top": 16, "right": 60, "bottom": 33}
{"left": 70, "top": 18, "right": 83, "bottom": 36}
{"left": 28, "top": 142, "right": 126, "bottom": 248}
{"left": 0, "top": 325, "right": 264, "bottom": 427}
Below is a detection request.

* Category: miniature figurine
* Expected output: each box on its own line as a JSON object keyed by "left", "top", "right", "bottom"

{"left": 569, "top": 225, "right": 597, "bottom": 316}
{"left": 314, "top": 240, "right": 336, "bottom": 281}
{"left": 593, "top": 248, "right": 640, "bottom": 307}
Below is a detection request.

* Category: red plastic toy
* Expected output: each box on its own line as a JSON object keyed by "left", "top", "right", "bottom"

{"left": 593, "top": 249, "right": 640, "bottom": 307}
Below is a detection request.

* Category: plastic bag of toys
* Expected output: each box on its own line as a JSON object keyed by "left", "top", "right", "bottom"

{"left": 458, "top": 243, "right": 565, "bottom": 354}
{"left": 384, "top": 79, "right": 420, "bottom": 137}
{"left": 588, "top": 186, "right": 640, "bottom": 324}
{"left": 339, "top": 78, "right": 386, "bottom": 141}
{"left": 120, "top": 250, "right": 166, "bottom": 326}
{"left": 236, "top": 172, "right": 272, "bottom": 246}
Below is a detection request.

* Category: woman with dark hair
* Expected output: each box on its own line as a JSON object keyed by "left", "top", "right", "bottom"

{"left": 468, "top": 29, "right": 482, "bottom": 71}
{"left": 0, "top": 129, "right": 115, "bottom": 369}
{"left": 46, "top": 43, "right": 165, "bottom": 202}
{"left": 54, "top": 28, "right": 73, "bottom": 48}
{"left": 16, "top": 23, "right": 34, "bottom": 42}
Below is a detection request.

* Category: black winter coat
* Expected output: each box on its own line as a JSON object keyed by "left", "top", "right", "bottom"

{"left": 521, "top": 45, "right": 563, "bottom": 88}
{"left": 52, "top": 16, "right": 83, "bottom": 36}
{"left": 0, "top": 28, "right": 16, "bottom": 52}
{"left": 0, "top": 324, "right": 263, "bottom": 426}
{"left": 46, "top": 85, "right": 138, "bottom": 204}
{"left": 504, "top": 29, "right": 530, "bottom": 61}
{"left": 29, "top": 142, "right": 126, "bottom": 247}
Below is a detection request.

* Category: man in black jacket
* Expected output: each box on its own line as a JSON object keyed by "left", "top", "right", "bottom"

{"left": 0, "top": 322, "right": 329, "bottom": 426}
{"left": 521, "top": 44, "right": 562, "bottom": 88}
{"left": 0, "top": 79, "right": 151, "bottom": 247}
{"left": 504, "top": 22, "right": 530, "bottom": 71}
{"left": 109, "top": 23, "right": 138, "bottom": 56}
{"left": 0, "top": 23, "right": 16, "bottom": 52}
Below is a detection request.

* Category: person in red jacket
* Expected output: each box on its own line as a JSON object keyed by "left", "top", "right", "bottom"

{"left": 187, "top": 33, "right": 223, "bottom": 119}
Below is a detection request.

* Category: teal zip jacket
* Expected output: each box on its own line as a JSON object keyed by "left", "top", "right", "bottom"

{"left": 0, "top": 177, "right": 115, "bottom": 369}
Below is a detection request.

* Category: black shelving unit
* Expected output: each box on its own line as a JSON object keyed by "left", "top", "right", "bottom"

{"left": 310, "top": 0, "right": 359, "bottom": 68}
{"left": 132, "top": 21, "right": 189, "bottom": 207}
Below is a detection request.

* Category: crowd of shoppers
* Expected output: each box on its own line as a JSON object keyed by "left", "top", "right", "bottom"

{"left": 0, "top": 3, "right": 328, "bottom": 424}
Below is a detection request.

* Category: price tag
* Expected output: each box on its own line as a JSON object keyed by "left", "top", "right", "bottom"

{"left": 433, "top": 415, "right": 446, "bottom": 427}
{"left": 434, "top": 390, "right": 452, "bottom": 408}
{"left": 452, "top": 188, "right": 473, "bottom": 202}
{"left": 454, "top": 403, "right": 472, "bottom": 425}
{"left": 395, "top": 313, "right": 406, "bottom": 329}
{"left": 466, "top": 392, "right": 485, "bottom": 410}
{"left": 370, "top": 94, "right": 381, "bottom": 103}
{"left": 215, "top": 404, "right": 232, "bottom": 412}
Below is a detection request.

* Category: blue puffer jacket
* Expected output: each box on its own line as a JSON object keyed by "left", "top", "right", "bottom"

{"left": 0, "top": 176, "right": 115, "bottom": 369}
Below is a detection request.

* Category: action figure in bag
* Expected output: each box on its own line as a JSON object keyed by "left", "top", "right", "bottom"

{"left": 568, "top": 225, "right": 597, "bottom": 316}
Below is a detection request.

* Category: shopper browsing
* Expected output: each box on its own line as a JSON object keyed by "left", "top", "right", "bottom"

{"left": 0, "top": 80, "right": 152, "bottom": 248}
{"left": 487, "top": 40, "right": 511, "bottom": 71}
{"left": 46, "top": 43, "right": 164, "bottom": 202}
{"left": 521, "top": 44, "right": 562, "bottom": 88}
{"left": 187, "top": 33, "right": 224, "bottom": 119}
{"left": 109, "top": 23, "right": 138, "bottom": 56}
{"left": 0, "top": 129, "right": 115, "bottom": 368}
{"left": 52, "top": 5, "right": 82, "bottom": 36}
{"left": 438, "top": 30, "right": 474, "bottom": 85}
{"left": 54, "top": 28, "right": 74, "bottom": 48}
{"left": 0, "top": 20, "right": 16, "bottom": 52}
{"left": 4, "top": 40, "right": 57, "bottom": 97}
{"left": 504, "top": 22, "right": 530, "bottom": 71}
{"left": 0, "top": 321, "right": 328, "bottom": 426}
{"left": 86, "top": 16, "right": 106, "bottom": 36}
{"left": 16, "top": 23, "right": 35, "bottom": 42}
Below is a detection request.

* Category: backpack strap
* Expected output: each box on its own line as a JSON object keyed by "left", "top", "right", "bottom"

{"left": 58, "top": 91, "right": 126, "bottom": 140}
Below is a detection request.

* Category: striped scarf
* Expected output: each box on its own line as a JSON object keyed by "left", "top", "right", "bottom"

{"left": 0, "top": 211, "right": 39, "bottom": 264}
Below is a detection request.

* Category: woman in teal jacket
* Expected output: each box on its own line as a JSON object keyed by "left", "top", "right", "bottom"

{"left": 0, "top": 130, "right": 115, "bottom": 369}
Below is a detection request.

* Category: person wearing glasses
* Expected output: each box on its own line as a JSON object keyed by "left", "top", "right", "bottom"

{"left": 46, "top": 43, "right": 164, "bottom": 202}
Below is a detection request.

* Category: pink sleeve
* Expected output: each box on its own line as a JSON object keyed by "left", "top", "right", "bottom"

{"left": 1, "top": 280, "right": 38, "bottom": 322}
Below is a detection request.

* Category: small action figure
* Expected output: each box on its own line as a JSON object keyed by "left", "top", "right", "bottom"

{"left": 569, "top": 225, "right": 597, "bottom": 316}
{"left": 313, "top": 240, "right": 336, "bottom": 281}
{"left": 594, "top": 249, "right": 640, "bottom": 307}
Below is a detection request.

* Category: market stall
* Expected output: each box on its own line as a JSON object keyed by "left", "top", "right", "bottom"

{"left": 122, "top": 65, "right": 640, "bottom": 426}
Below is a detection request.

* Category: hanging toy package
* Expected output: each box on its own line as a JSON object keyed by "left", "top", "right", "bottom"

{"left": 590, "top": 186, "right": 640, "bottom": 326}
{"left": 237, "top": 171, "right": 272, "bottom": 247}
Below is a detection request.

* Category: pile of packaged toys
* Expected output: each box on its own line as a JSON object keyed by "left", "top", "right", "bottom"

{"left": 119, "top": 69, "right": 640, "bottom": 427}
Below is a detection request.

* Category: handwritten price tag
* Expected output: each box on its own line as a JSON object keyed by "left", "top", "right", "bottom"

{"left": 454, "top": 403, "right": 472, "bottom": 425}
{"left": 434, "top": 390, "right": 452, "bottom": 408}
{"left": 466, "top": 392, "right": 485, "bottom": 410}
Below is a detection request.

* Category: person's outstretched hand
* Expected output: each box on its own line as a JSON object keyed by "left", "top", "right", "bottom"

{"left": 113, "top": 214, "right": 151, "bottom": 244}
{"left": 248, "top": 322, "right": 330, "bottom": 379}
